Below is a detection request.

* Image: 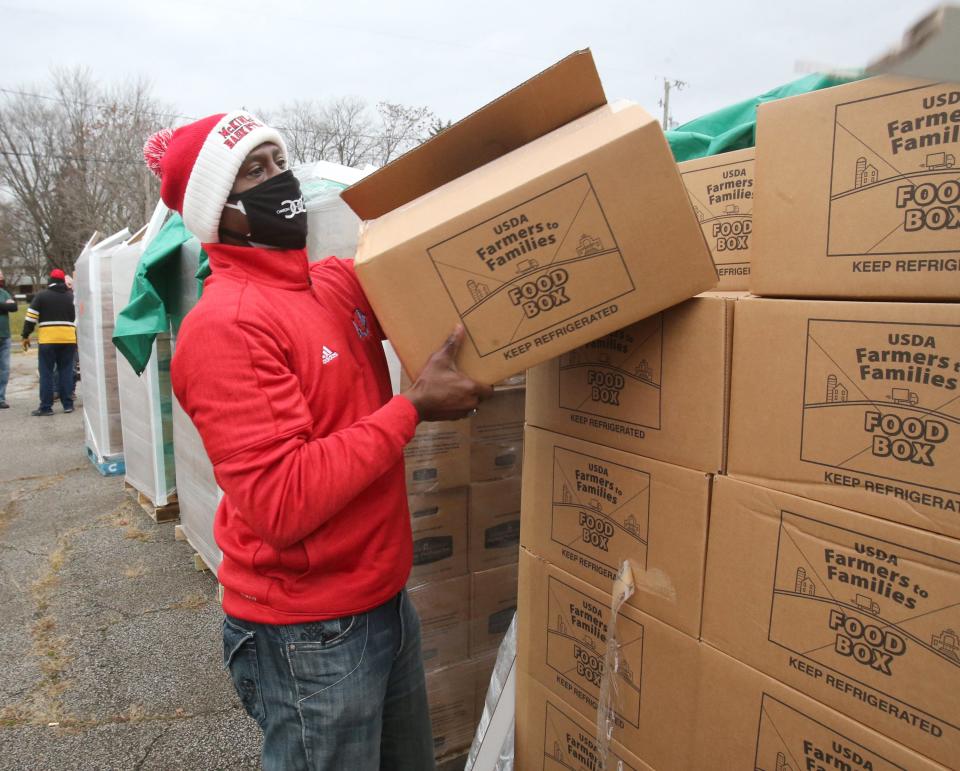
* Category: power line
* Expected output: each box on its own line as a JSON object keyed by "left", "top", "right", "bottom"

{"left": 0, "top": 86, "right": 196, "bottom": 122}
{"left": 0, "top": 148, "right": 142, "bottom": 166}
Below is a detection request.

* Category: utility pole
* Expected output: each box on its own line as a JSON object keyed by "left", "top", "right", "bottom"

{"left": 659, "top": 78, "right": 687, "bottom": 130}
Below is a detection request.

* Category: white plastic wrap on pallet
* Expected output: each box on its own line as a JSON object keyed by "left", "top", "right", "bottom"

{"left": 293, "top": 160, "right": 373, "bottom": 261}
{"left": 112, "top": 226, "right": 176, "bottom": 507}
{"left": 172, "top": 395, "right": 222, "bottom": 574}
{"left": 77, "top": 228, "right": 129, "bottom": 462}
{"left": 171, "top": 232, "right": 223, "bottom": 575}
{"left": 466, "top": 616, "right": 516, "bottom": 771}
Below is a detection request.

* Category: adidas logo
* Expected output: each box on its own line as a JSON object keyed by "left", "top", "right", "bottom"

{"left": 322, "top": 346, "right": 339, "bottom": 365}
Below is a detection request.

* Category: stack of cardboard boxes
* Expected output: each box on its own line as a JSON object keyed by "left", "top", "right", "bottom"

{"left": 405, "top": 382, "right": 525, "bottom": 762}
{"left": 705, "top": 76, "right": 960, "bottom": 770}
{"left": 515, "top": 75, "right": 959, "bottom": 770}
{"left": 343, "top": 49, "right": 720, "bottom": 765}
{"left": 515, "top": 199, "right": 741, "bottom": 771}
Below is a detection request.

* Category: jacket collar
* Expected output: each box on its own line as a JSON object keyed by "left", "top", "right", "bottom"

{"left": 204, "top": 242, "right": 310, "bottom": 290}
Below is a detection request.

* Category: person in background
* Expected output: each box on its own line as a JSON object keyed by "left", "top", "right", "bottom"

{"left": 0, "top": 270, "right": 18, "bottom": 409}
{"left": 21, "top": 268, "right": 76, "bottom": 416}
{"left": 145, "top": 112, "right": 492, "bottom": 770}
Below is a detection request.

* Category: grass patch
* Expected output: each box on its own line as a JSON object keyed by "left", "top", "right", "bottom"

{"left": 124, "top": 526, "right": 153, "bottom": 542}
{"left": 172, "top": 591, "right": 208, "bottom": 610}
{"left": 9, "top": 304, "right": 28, "bottom": 339}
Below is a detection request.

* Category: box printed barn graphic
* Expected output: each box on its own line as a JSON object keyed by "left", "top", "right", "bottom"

{"left": 541, "top": 701, "right": 639, "bottom": 771}
{"left": 545, "top": 574, "right": 643, "bottom": 729}
{"left": 557, "top": 314, "right": 663, "bottom": 429}
{"left": 550, "top": 446, "right": 652, "bottom": 579}
{"left": 768, "top": 510, "right": 960, "bottom": 734}
{"left": 827, "top": 83, "right": 960, "bottom": 258}
{"left": 755, "top": 694, "right": 907, "bottom": 771}
{"left": 427, "top": 174, "right": 634, "bottom": 358}
{"left": 801, "top": 319, "right": 960, "bottom": 500}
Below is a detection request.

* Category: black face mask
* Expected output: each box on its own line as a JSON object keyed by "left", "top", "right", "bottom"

{"left": 222, "top": 170, "right": 307, "bottom": 250}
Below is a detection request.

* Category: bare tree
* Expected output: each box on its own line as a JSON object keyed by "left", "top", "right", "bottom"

{"left": 428, "top": 117, "right": 454, "bottom": 137}
{"left": 322, "top": 97, "right": 377, "bottom": 168}
{"left": 374, "top": 102, "right": 435, "bottom": 165}
{"left": 274, "top": 100, "right": 336, "bottom": 166}
{"left": 0, "top": 67, "right": 168, "bottom": 275}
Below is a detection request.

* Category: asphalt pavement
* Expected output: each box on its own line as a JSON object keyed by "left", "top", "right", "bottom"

{"left": 0, "top": 350, "right": 470, "bottom": 771}
{"left": 0, "top": 348, "right": 262, "bottom": 769}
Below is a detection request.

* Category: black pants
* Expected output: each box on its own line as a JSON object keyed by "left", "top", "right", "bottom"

{"left": 39, "top": 343, "right": 75, "bottom": 411}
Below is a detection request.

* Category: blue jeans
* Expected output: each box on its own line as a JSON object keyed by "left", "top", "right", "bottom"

{"left": 38, "top": 343, "right": 75, "bottom": 411}
{"left": 223, "top": 590, "right": 436, "bottom": 771}
{"left": 0, "top": 336, "right": 9, "bottom": 401}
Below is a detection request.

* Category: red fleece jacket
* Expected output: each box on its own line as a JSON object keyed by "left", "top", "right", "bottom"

{"left": 171, "top": 243, "right": 419, "bottom": 623}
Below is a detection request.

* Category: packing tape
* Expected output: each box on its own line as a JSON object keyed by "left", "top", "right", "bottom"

{"left": 596, "top": 560, "right": 635, "bottom": 770}
{"left": 631, "top": 565, "right": 676, "bottom": 604}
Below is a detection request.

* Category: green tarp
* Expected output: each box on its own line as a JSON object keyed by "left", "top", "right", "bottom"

{"left": 665, "top": 73, "right": 859, "bottom": 163}
{"left": 112, "top": 213, "right": 207, "bottom": 375}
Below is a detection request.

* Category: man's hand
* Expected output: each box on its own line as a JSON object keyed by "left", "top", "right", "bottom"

{"left": 20, "top": 338, "right": 29, "bottom": 352}
{"left": 402, "top": 326, "right": 494, "bottom": 422}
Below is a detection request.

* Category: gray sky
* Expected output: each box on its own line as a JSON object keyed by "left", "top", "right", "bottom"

{"left": 0, "top": 0, "right": 943, "bottom": 128}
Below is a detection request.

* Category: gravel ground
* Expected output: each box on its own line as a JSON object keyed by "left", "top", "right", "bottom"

{"left": 0, "top": 349, "right": 468, "bottom": 771}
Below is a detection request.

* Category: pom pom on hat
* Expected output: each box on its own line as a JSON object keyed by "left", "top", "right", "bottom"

{"left": 141, "top": 111, "right": 287, "bottom": 243}
{"left": 143, "top": 128, "right": 174, "bottom": 180}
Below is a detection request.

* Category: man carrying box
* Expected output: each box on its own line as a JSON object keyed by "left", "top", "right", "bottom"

{"left": 145, "top": 112, "right": 491, "bottom": 771}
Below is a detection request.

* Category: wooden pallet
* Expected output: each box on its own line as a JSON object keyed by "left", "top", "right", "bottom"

{"left": 191, "top": 551, "right": 224, "bottom": 604}
{"left": 125, "top": 482, "right": 180, "bottom": 524}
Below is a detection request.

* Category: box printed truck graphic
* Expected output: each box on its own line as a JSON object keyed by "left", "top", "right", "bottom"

{"left": 851, "top": 593, "right": 881, "bottom": 615}
{"left": 768, "top": 510, "right": 960, "bottom": 739}
{"left": 427, "top": 174, "right": 633, "bottom": 358}
{"left": 800, "top": 319, "right": 960, "bottom": 499}
{"left": 754, "top": 694, "right": 908, "bottom": 771}
{"left": 557, "top": 314, "right": 663, "bottom": 429}
{"left": 921, "top": 152, "right": 956, "bottom": 171}
{"left": 827, "top": 83, "right": 960, "bottom": 257}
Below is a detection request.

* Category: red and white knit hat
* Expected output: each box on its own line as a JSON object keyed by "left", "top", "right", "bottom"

{"left": 143, "top": 111, "right": 288, "bottom": 244}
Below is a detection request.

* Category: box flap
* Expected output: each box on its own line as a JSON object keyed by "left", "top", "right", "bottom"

{"left": 341, "top": 49, "right": 606, "bottom": 220}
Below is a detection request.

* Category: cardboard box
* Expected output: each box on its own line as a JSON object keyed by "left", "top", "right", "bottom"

{"left": 727, "top": 297, "right": 960, "bottom": 538}
{"left": 426, "top": 660, "right": 477, "bottom": 759}
{"left": 471, "top": 386, "right": 525, "bottom": 481}
{"left": 343, "top": 51, "right": 716, "bottom": 384}
{"left": 520, "top": 426, "right": 711, "bottom": 637}
{"left": 470, "top": 563, "right": 518, "bottom": 657}
{"left": 403, "top": 419, "right": 470, "bottom": 494}
{"left": 751, "top": 76, "right": 960, "bottom": 300}
{"left": 468, "top": 477, "right": 521, "bottom": 571}
{"left": 701, "top": 476, "right": 960, "bottom": 767}
{"left": 516, "top": 672, "right": 655, "bottom": 771}
{"left": 679, "top": 147, "right": 754, "bottom": 291}
{"left": 526, "top": 294, "right": 736, "bottom": 473}
{"left": 408, "top": 487, "right": 468, "bottom": 587}
{"left": 517, "top": 548, "right": 701, "bottom": 766}
{"left": 408, "top": 575, "right": 470, "bottom": 672}
{"left": 694, "top": 643, "right": 948, "bottom": 771}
